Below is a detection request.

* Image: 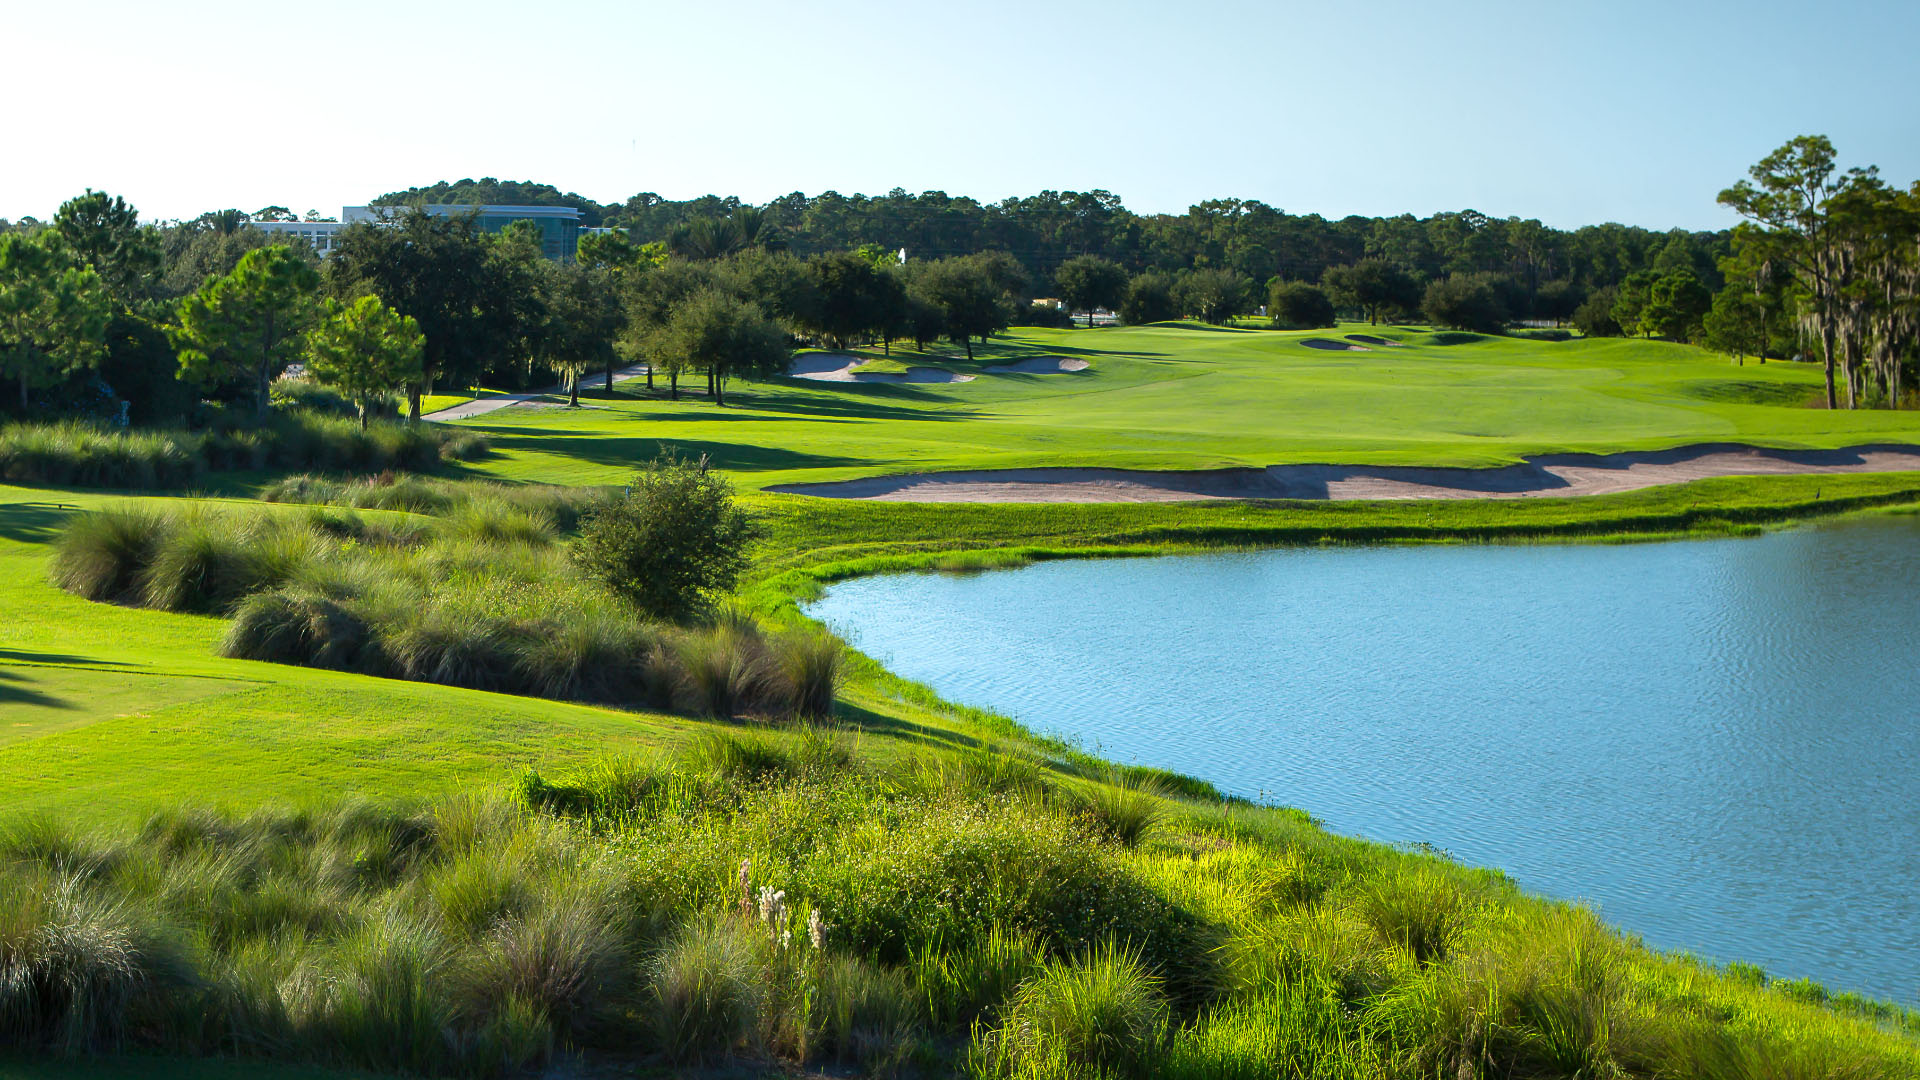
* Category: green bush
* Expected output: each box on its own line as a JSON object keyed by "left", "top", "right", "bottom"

{"left": 571, "top": 451, "right": 757, "bottom": 622}
{"left": 912, "top": 925, "right": 1044, "bottom": 1028}
{"left": 812, "top": 952, "right": 920, "bottom": 1067}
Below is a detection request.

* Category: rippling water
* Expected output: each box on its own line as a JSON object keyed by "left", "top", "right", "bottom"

{"left": 805, "top": 514, "right": 1920, "bottom": 1004}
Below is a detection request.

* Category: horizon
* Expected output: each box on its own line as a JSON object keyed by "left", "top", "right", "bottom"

{"left": 5, "top": 0, "right": 1918, "bottom": 233}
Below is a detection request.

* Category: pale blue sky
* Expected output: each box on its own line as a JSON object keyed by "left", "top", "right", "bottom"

{"left": 5, "top": 0, "right": 1915, "bottom": 229}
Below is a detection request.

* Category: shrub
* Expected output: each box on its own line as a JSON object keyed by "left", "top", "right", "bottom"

{"left": 673, "top": 623, "right": 769, "bottom": 717}
{"left": 220, "top": 585, "right": 386, "bottom": 673}
{"left": 981, "top": 941, "right": 1167, "bottom": 1078}
{"left": 48, "top": 505, "right": 167, "bottom": 604}
{"left": 509, "top": 611, "right": 659, "bottom": 704}
{"left": 647, "top": 916, "right": 766, "bottom": 1065}
{"left": 572, "top": 451, "right": 757, "bottom": 622}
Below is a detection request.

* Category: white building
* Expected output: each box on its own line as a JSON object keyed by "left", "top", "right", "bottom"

{"left": 248, "top": 204, "right": 586, "bottom": 259}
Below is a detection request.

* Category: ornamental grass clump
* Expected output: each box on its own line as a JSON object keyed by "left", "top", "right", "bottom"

{"left": 48, "top": 504, "right": 166, "bottom": 604}
{"left": 978, "top": 941, "right": 1168, "bottom": 1079}
{"left": 647, "top": 915, "right": 767, "bottom": 1066}
{"left": 1075, "top": 768, "right": 1168, "bottom": 848}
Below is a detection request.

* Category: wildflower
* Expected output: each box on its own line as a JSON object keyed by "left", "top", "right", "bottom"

{"left": 808, "top": 908, "right": 826, "bottom": 950}
{"left": 737, "top": 857, "right": 752, "bottom": 917}
{"left": 758, "top": 885, "right": 786, "bottom": 923}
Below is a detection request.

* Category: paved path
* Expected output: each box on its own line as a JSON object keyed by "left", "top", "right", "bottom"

{"left": 421, "top": 364, "right": 652, "bottom": 421}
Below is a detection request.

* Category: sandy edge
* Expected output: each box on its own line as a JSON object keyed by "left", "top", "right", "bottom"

{"left": 766, "top": 444, "right": 1920, "bottom": 503}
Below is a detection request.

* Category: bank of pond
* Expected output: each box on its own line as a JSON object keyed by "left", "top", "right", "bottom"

{"left": 807, "top": 511, "right": 1920, "bottom": 1010}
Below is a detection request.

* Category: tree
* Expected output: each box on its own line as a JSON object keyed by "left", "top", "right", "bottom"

{"left": 1054, "top": 255, "right": 1127, "bottom": 328}
{"left": 1640, "top": 269, "right": 1711, "bottom": 342}
{"left": 1422, "top": 274, "right": 1506, "bottom": 332}
{"left": 1119, "top": 271, "right": 1177, "bottom": 324}
{"left": 650, "top": 290, "right": 788, "bottom": 406}
{"left": 327, "top": 210, "right": 506, "bottom": 419}
{"left": 304, "top": 296, "right": 424, "bottom": 427}
{"left": 804, "top": 251, "right": 888, "bottom": 348}
{"left": 536, "top": 261, "right": 625, "bottom": 407}
{"left": 1267, "top": 281, "right": 1336, "bottom": 329}
{"left": 571, "top": 451, "right": 758, "bottom": 622}
{"left": 52, "top": 190, "right": 161, "bottom": 307}
{"left": 1702, "top": 287, "right": 1767, "bottom": 365}
{"left": 913, "top": 257, "right": 1008, "bottom": 360}
{"left": 1571, "top": 286, "right": 1621, "bottom": 337}
{"left": 1535, "top": 280, "right": 1585, "bottom": 327}
{"left": 1719, "top": 136, "right": 1851, "bottom": 408}
{"left": 1610, "top": 270, "right": 1657, "bottom": 337}
{"left": 0, "top": 233, "right": 111, "bottom": 412}
{"left": 1322, "top": 259, "right": 1418, "bottom": 325}
{"left": 174, "top": 246, "right": 322, "bottom": 421}
{"left": 1175, "top": 268, "right": 1252, "bottom": 324}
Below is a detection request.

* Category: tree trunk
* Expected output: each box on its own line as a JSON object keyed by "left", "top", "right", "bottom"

{"left": 18, "top": 371, "right": 27, "bottom": 413}
{"left": 408, "top": 384, "right": 422, "bottom": 422}
{"left": 359, "top": 405, "right": 370, "bottom": 431}
{"left": 964, "top": 336, "right": 974, "bottom": 361}
{"left": 1820, "top": 321, "right": 1838, "bottom": 410}
{"left": 715, "top": 372, "right": 726, "bottom": 407}
{"left": 606, "top": 361, "right": 615, "bottom": 394}
{"left": 569, "top": 377, "right": 579, "bottom": 408}
{"left": 669, "top": 370, "right": 678, "bottom": 400}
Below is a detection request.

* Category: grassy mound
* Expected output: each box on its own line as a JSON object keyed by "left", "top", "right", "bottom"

{"left": 0, "top": 738, "right": 1912, "bottom": 1078}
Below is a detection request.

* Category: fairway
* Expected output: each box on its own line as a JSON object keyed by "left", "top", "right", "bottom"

{"left": 442, "top": 324, "right": 1920, "bottom": 492}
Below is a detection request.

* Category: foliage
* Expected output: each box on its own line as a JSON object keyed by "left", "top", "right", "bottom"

{"left": 1175, "top": 268, "right": 1253, "bottom": 325}
{"left": 1422, "top": 274, "right": 1507, "bottom": 333}
{"left": 1321, "top": 259, "right": 1420, "bottom": 325}
{"left": 572, "top": 452, "right": 757, "bottom": 622}
{"left": 172, "top": 245, "right": 321, "bottom": 421}
{"left": 303, "top": 295, "right": 424, "bottom": 428}
{"left": 1119, "top": 271, "right": 1179, "bottom": 324}
{"left": 0, "top": 231, "right": 112, "bottom": 413}
{"left": 1267, "top": 281, "right": 1337, "bottom": 330}
{"left": 1054, "top": 255, "right": 1128, "bottom": 325}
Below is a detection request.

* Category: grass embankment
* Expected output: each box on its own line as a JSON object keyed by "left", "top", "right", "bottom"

{"left": 441, "top": 324, "right": 1920, "bottom": 491}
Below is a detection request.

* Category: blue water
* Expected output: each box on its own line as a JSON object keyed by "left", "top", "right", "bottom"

{"left": 806, "top": 514, "right": 1920, "bottom": 1004}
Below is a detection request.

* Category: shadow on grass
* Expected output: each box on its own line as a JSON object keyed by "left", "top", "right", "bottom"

{"left": 836, "top": 700, "right": 996, "bottom": 752}
{"left": 0, "top": 668, "right": 75, "bottom": 710}
{"left": 463, "top": 429, "right": 873, "bottom": 473}
{"left": 0, "top": 502, "right": 78, "bottom": 544}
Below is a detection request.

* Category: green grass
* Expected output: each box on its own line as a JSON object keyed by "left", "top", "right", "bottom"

{"left": 4, "top": 325, "right": 1920, "bottom": 1075}
{"left": 437, "top": 324, "right": 1920, "bottom": 491}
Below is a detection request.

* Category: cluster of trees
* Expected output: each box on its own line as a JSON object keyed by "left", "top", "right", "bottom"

{"left": 1718, "top": 136, "right": 1920, "bottom": 408}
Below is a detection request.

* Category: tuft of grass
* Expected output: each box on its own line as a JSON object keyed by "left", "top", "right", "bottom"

{"left": 1076, "top": 769, "right": 1168, "bottom": 847}
{"left": 647, "top": 916, "right": 766, "bottom": 1066}
{"left": 1354, "top": 861, "right": 1491, "bottom": 966}
{"left": 912, "top": 926, "right": 1045, "bottom": 1028}
{"left": 764, "top": 626, "right": 843, "bottom": 720}
{"left": 981, "top": 940, "right": 1168, "bottom": 1078}
{"left": 674, "top": 623, "right": 769, "bottom": 718}
{"left": 812, "top": 952, "right": 921, "bottom": 1068}
{"left": 47, "top": 505, "right": 168, "bottom": 604}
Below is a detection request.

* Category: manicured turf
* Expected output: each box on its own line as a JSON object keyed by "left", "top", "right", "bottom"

{"left": 440, "top": 324, "right": 1920, "bottom": 490}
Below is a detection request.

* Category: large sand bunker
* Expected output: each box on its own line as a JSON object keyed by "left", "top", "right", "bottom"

{"left": 766, "top": 444, "right": 1920, "bottom": 503}
{"left": 1301, "top": 338, "right": 1371, "bottom": 351}
{"left": 984, "top": 356, "right": 1091, "bottom": 374}
{"left": 1346, "top": 334, "right": 1405, "bottom": 347}
{"left": 789, "top": 354, "right": 976, "bottom": 384}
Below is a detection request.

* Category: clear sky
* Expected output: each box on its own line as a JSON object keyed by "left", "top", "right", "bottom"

{"left": 4, "top": 0, "right": 1916, "bottom": 231}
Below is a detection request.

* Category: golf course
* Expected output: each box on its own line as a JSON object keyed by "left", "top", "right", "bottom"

{"left": 6, "top": 323, "right": 1920, "bottom": 1080}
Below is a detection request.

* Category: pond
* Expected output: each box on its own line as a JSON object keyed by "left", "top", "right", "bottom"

{"left": 806, "top": 513, "right": 1920, "bottom": 1004}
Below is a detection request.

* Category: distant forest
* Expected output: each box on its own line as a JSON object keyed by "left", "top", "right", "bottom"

{"left": 373, "top": 178, "right": 1730, "bottom": 299}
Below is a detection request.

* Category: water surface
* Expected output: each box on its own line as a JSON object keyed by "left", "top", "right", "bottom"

{"left": 807, "top": 514, "right": 1920, "bottom": 1003}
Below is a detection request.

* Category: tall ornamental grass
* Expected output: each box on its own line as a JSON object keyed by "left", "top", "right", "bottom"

{"left": 0, "top": 415, "right": 486, "bottom": 490}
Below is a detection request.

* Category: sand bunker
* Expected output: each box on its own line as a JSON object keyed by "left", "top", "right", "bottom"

{"left": 767, "top": 444, "right": 1920, "bottom": 503}
{"left": 1301, "top": 338, "right": 1371, "bottom": 351}
{"left": 1346, "top": 334, "right": 1405, "bottom": 347}
{"left": 789, "top": 354, "right": 976, "bottom": 384}
{"left": 984, "top": 356, "right": 1091, "bottom": 374}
